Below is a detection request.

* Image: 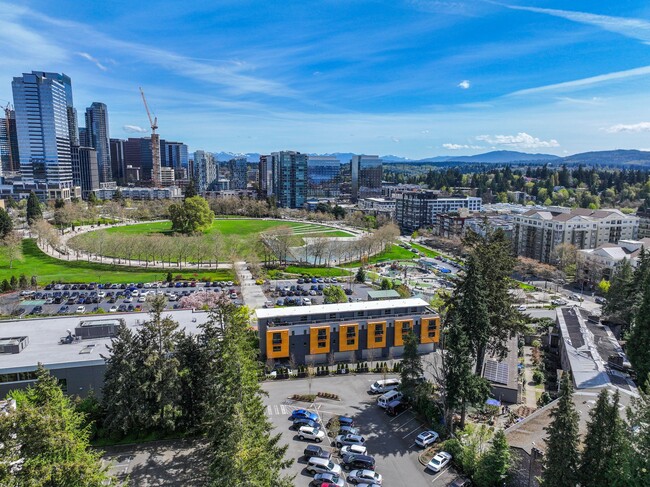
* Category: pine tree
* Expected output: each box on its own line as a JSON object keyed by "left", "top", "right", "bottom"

{"left": 604, "top": 259, "right": 634, "bottom": 323}
{"left": 355, "top": 266, "right": 366, "bottom": 283}
{"left": 400, "top": 330, "right": 424, "bottom": 400}
{"left": 205, "top": 303, "right": 293, "bottom": 485}
{"left": 184, "top": 178, "right": 198, "bottom": 199}
{"left": 0, "top": 207, "right": 13, "bottom": 239}
{"left": 626, "top": 375, "right": 650, "bottom": 486}
{"left": 9, "top": 275, "right": 17, "bottom": 289}
{"left": 18, "top": 273, "right": 27, "bottom": 289}
{"left": 627, "top": 272, "right": 650, "bottom": 383}
{"left": 0, "top": 364, "right": 115, "bottom": 486}
{"left": 474, "top": 429, "right": 511, "bottom": 487}
{"left": 541, "top": 372, "right": 580, "bottom": 487}
{"left": 26, "top": 191, "right": 42, "bottom": 226}
{"left": 579, "top": 389, "right": 629, "bottom": 487}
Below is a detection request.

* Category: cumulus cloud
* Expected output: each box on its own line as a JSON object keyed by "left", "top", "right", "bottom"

{"left": 443, "top": 143, "right": 482, "bottom": 150}
{"left": 605, "top": 122, "right": 650, "bottom": 133}
{"left": 458, "top": 80, "right": 471, "bottom": 89}
{"left": 76, "top": 51, "right": 107, "bottom": 71}
{"left": 475, "top": 132, "right": 559, "bottom": 149}
{"left": 123, "top": 124, "right": 148, "bottom": 133}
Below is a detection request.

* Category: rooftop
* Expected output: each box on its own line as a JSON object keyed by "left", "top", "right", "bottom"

{"left": 366, "top": 290, "right": 401, "bottom": 300}
{"left": 0, "top": 310, "right": 209, "bottom": 373}
{"left": 255, "top": 298, "right": 432, "bottom": 320}
{"left": 522, "top": 207, "right": 636, "bottom": 222}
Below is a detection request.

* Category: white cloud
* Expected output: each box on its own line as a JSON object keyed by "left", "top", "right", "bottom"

{"left": 391, "top": 136, "right": 401, "bottom": 143}
{"left": 123, "top": 125, "right": 148, "bottom": 133}
{"left": 502, "top": 4, "right": 650, "bottom": 44}
{"left": 475, "top": 132, "right": 559, "bottom": 149}
{"left": 76, "top": 52, "right": 107, "bottom": 71}
{"left": 443, "top": 143, "right": 483, "bottom": 150}
{"left": 605, "top": 122, "right": 650, "bottom": 133}
{"left": 458, "top": 80, "right": 471, "bottom": 89}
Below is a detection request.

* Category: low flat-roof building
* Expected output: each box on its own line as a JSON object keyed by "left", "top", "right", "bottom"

{"left": 0, "top": 310, "right": 209, "bottom": 398}
{"left": 256, "top": 298, "right": 440, "bottom": 365}
{"left": 366, "top": 290, "right": 401, "bottom": 301}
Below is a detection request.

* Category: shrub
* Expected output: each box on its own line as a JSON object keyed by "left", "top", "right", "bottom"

{"left": 533, "top": 370, "right": 545, "bottom": 385}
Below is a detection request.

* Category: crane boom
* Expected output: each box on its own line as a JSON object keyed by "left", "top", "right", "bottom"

{"left": 139, "top": 87, "right": 158, "bottom": 133}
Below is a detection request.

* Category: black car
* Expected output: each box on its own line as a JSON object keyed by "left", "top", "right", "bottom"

{"left": 292, "top": 417, "right": 320, "bottom": 430}
{"left": 327, "top": 416, "right": 354, "bottom": 428}
{"left": 342, "top": 453, "right": 375, "bottom": 471}
{"left": 303, "top": 444, "right": 331, "bottom": 460}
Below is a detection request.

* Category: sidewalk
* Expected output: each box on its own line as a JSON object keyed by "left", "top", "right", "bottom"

{"left": 235, "top": 261, "right": 268, "bottom": 310}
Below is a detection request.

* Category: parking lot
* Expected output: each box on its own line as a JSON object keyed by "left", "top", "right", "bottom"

{"left": 264, "top": 278, "right": 375, "bottom": 307}
{"left": 5, "top": 281, "right": 242, "bottom": 318}
{"left": 263, "top": 373, "right": 459, "bottom": 486}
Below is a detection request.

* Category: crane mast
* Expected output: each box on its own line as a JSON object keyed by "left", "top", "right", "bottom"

{"left": 2, "top": 103, "right": 16, "bottom": 172}
{"left": 139, "top": 87, "right": 161, "bottom": 186}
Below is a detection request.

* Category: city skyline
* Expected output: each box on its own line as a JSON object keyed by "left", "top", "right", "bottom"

{"left": 2, "top": 2, "right": 650, "bottom": 158}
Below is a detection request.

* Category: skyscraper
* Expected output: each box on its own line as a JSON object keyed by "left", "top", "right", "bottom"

{"left": 85, "top": 102, "right": 112, "bottom": 182}
{"left": 307, "top": 155, "right": 341, "bottom": 198}
{"left": 193, "top": 150, "right": 218, "bottom": 192}
{"left": 228, "top": 157, "right": 248, "bottom": 190}
{"left": 258, "top": 155, "right": 273, "bottom": 198}
{"left": 161, "top": 141, "right": 188, "bottom": 169}
{"left": 78, "top": 147, "right": 100, "bottom": 198}
{"left": 11, "top": 71, "right": 74, "bottom": 196}
{"left": 0, "top": 109, "right": 19, "bottom": 174}
{"left": 109, "top": 138, "right": 125, "bottom": 183}
{"left": 272, "top": 151, "right": 307, "bottom": 208}
{"left": 351, "top": 155, "right": 382, "bottom": 202}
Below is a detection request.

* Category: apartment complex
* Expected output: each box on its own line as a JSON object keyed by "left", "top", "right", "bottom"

{"left": 272, "top": 150, "right": 308, "bottom": 208}
{"left": 577, "top": 238, "right": 650, "bottom": 282}
{"left": 85, "top": 102, "right": 112, "bottom": 183}
{"left": 394, "top": 190, "right": 482, "bottom": 234}
{"left": 256, "top": 298, "right": 440, "bottom": 365}
{"left": 513, "top": 207, "right": 639, "bottom": 264}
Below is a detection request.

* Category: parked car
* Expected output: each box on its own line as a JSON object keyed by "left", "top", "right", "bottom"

{"left": 290, "top": 409, "right": 319, "bottom": 422}
{"left": 310, "top": 473, "right": 345, "bottom": 487}
{"left": 335, "top": 434, "right": 365, "bottom": 449}
{"left": 327, "top": 415, "right": 354, "bottom": 428}
{"left": 307, "top": 457, "right": 342, "bottom": 476}
{"left": 292, "top": 417, "right": 321, "bottom": 430}
{"left": 339, "top": 425, "right": 360, "bottom": 436}
{"left": 449, "top": 477, "right": 472, "bottom": 487}
{"left": 303, "top": 444, "right": 332, "bottom": 460}
{"left": 342, "top": 453, "right": 375, "bottom": 471}
{"left": 347, "top": 469, "right": 382, "bottom": 485}
{"left": 415, "top": 430, "right": 439, "bottom": 448}
{"left": 299, "top": 426, "right": 326, "bottom": 443}
{"left": 340, "top": 444, "right": 367, "bottom": 456}
{"left": 595, "top": 297, "right": 607, "bottom": 305}
{"left": 76, "top": 306, "right": 86, "bottom": 313}
{"left": 109, "top": 306, "right": 118, "bottom": 313}
{"left": 427, "top": 451, "right": 452, "bottom": 472}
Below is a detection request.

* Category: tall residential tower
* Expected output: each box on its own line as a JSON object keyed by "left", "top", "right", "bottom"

{"left": 85, "top": 102, "right": 112, "bottom": 182}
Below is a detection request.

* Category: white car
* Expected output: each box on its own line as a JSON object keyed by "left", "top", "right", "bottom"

{"left": 335, "top": 434, "right": 365, "bottom": 448}
{"left": 97, "top": 291, "right": 106, "bottom": 298}
{"left": 347, "top": 469, "right": 382, "bottom": 485}
{"left": 138, "top": 296, "right": 147, "bottom": 303}
{"left": 76, "top": 305, "right": 86, "bottom": 313}
{"left": 109, "top": 306, "right": 118, "bottom": 312}
{"left": 340, "top": 444, "right": 367, "bottom": 456}
{"left": 517, "top": 305, "right": 527, "bottom": 311}
{"left": 299, "top": 426, "right": 326, "bottom": 443}
{"left": 131, "top": 290, "right": 139, "bottom": 297}
{"left": 427, "top": 451, "right": 452, "bottom": 472}
{"left": 415, "top": 430, "right": 439, "bottom": 448}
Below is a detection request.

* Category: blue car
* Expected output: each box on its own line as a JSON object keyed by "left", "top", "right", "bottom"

{"left": 290, "top": 409, "right": 319, "bottom": 422}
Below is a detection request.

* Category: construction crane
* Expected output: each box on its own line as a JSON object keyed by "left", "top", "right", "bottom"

{"left": 2, "top": 102, "right": 16, "bottom": 172}
{"left": 139, "top": 87, "right": 161, "bottom": 186}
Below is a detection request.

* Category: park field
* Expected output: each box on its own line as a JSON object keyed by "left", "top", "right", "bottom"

{"left": 0, "top": 240, "right": 234, "bottom": 285}
{"left": 105, "top": 219, "right": 353, "bottom": 238}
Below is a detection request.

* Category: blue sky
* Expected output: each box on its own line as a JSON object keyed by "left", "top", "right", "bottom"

{"left": 2, "top": 0, "right": 650, "bottom": 158}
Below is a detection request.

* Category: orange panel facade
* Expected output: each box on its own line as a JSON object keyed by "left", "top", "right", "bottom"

{"left": 420, "top": 316, "right": 441, "bottom": 344}
{"left": 266, "top": 329, "right": 289, "bottom": 359}
{"left": 339, "top": 324, "right": 359, "bottom": 352}
{"left": 310, "top": 326, "right": 331, "bottom": 355}
{"left": 367, "top": 321, "right": 387, "bottom": 349}
{"left": 394, "top": 319, "right": 414, "bottom": 347}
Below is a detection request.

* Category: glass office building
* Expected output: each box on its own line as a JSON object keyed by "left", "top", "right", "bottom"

{"left": 272, "top": 151, "right": 307, "bottom": 208}
{"left": 85, "top": 102, "right": 112, "bottom": 183}
{"left": 351, "top": 155, "right": 382, "bottom": 201}
{"left": 307, "top": 156, "right": 341, "bottom": 198}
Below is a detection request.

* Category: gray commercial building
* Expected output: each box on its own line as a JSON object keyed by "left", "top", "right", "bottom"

{"left": 85, "top": 102, "right": 112, "bottom": 183}
{"left": 394, "top": 191, "right": 482, "bottom": 234}
{"left": 0, "top": 310, "right": 209, "bottom": 398}
{"left": 351, "top": 155, "right": 382, "bottom": 202}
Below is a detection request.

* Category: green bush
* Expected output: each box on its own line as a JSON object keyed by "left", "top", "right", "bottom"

{"left": 533, "top": 370, "right": 545, "bottom": 385}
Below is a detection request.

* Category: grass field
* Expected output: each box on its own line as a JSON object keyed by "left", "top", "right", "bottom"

{"left": 341, "top": 244, "right": 418, "bottom": 268}
{"left": 105, "top": 219, "right": 353, "bottom": 238}
{"left": 410, "top": 242, "right": 440, "bottom": 258}
{"left": 0, "top": 239, "right": 234, "bottom": 284}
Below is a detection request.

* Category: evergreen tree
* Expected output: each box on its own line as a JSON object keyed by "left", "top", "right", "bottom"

{"left": 355, "top": 266, "right": 366, "bottom": 283}
{"left": 0, "top": 207, "right": 13, "bottom": 238}
{"left": 166, "top": 271, "right": 173, "bottom": 283}
{"left": 9, "top": 275, "right": 17, "bottom": 289}
{"left": 604, "top": 259, "right": 634, "bottom": 323}
{"left": 112, "top": 188, "right": 124, "bottom": 204}
{"left": 184, "top": 178, "right": 198, "bottom": 199}
{"left": 101, "top": 324, "right": 143, "bottom": 438}
{"left": 176, "top": 332, "right": 209, "bottom": 431}
{"left": 1, "top": 279, "right": 9, "bottom": 292}
{"left": 541, "top": 372, "right": 580, "bottom": 487}
{"left": 626, "top": 375, "right": 650, "bottom": 486}
{"left": 26, "top": 191, "right": 42, "bottom": 225}
{"left": 87, "top": 191, "right": 99, "bottom": 205}
{"left": 0, "top": 364, "right": 115, "bottom": 486}
{"left": 627, "top": 271, "right": 650, "bottom": 383}
{"left": 30, "top": 275, "right": 37, "bottom": 288}
{"left": 474, "top": 429, "right": 511, "bottom": 487}
{"left": 205, "top": 303, "right": 293, "bottom": 485}
{"left": 18, "top": 273, "right": 28, "bottom": 289}
{"left": 579, "top": 389, "right": 629, "bottom": 487}
{"left": 400, "top": 330, "right": 424, "bottom": 399}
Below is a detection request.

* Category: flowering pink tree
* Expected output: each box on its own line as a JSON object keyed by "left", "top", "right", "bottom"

{"left": 179, "top": 291, "right": 222, "bottom": 310}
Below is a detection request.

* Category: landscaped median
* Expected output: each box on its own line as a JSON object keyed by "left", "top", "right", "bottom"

{"left": 0, "top": 239, "right": 234, "bottom": 284}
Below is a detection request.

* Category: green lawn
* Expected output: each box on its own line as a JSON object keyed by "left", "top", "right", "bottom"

{"left": 105, "top": 219, "right": 352, "bottom": 238}
{"left": 0, "top": 239, "right": 234, "bottom": 284}
{"left": 267, "top": 266, "right": 352, "bottom": 278}
{"left": 342, "top": 244, "right": 417, "bottom": 267}
{"left": 410, "top": 242, "right": 440, "bottom": 258}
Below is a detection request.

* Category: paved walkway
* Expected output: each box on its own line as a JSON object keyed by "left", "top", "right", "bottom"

{"left": 235, "top": 261, "right": 268, "bottom": 310}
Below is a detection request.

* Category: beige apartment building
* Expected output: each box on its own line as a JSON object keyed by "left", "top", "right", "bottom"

{"left": 512, "top": 207, "right": 639, "bottom": 264}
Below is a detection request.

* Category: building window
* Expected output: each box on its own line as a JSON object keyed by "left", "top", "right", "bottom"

{"left": 357, "top": 311, "right": 364, "bottom": 316}
{"left": 272, "top": 333, "right": 282, "bottom": 344}
{"left": 317, "top": 328, "right": 328, "bottom": 348}
{"left": 385, "top": 309, "right": 392, "bottom": 315}
{"left": 374, "top": 325, "right": 384, "bottom": 343}
{"left": 273, "top": 345, "right": 282, "bottom": 352}
{"left": 346, "top": 327, "right": 356, "bottom": 345}
{"left": 428, "top": 321, "right": 437, "bottom": 338}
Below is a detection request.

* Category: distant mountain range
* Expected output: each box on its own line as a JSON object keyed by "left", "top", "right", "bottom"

{"left": 212, "top": 149, "right": 650, "bottom": 166}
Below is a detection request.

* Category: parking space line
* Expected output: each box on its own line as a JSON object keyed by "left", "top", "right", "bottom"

{"left": 273, "top": 405, "right": 279, "bottom": 415}
{"left": 402, "top": 425, "right": 423, "bottom": 439}
{"left": 394, "top": 415, "right": 418, "bottom": 429}
{"left": 389, "top": 409, "right": 410, "bottom": 422}
{"left": 266, "top": 405, "right": 272, "bottom": 416}
{"left": 430, "top": 467, "right": 449, "bottom": 484}
{"left": 280, "top": 405, "right": 287, "bottom": 415}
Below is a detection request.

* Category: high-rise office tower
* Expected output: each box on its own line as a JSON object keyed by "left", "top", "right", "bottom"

{"left": 11, "top": 71, "right": 74, "bottom": 193}
{"left": 193, "top": 150, "right": 218, "bottom": 192}
{"left": 0, "top": 109, "right": 19, "bottom": 174}
{"left": 160, "top": 141, "right": 188, "bottom": 169}
{"left": 351, "top": 155, "right": 382, "bottom": 202}
{"left": 307, "top": 155, "right": 341, "bottom": 198}
{"left": 258, "top": 155, "right": 273, "bottom": 198}
{"left": 228, "top": 157, "right": 248, "bottom": 190}
{"left": 85, "top": 102, "right": 112, "bottom": 182}
{"left": 109, "top": 138, "right": 125, "bottom": 183}
{"left": 79, "top": 127, "right": 88, "bottom": 147}
{"left": 271, "top": 151, "right": 307, "bottom": 208}
{"left": 78, "top": 147, "right": 100, "bottom": 198}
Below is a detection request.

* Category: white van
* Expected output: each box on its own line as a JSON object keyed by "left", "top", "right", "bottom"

{"left": 378, "top": 390, "right": 403, "bottom": 408}
{"left": 369, "top": 378, "right": 401, "bottom": 394}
